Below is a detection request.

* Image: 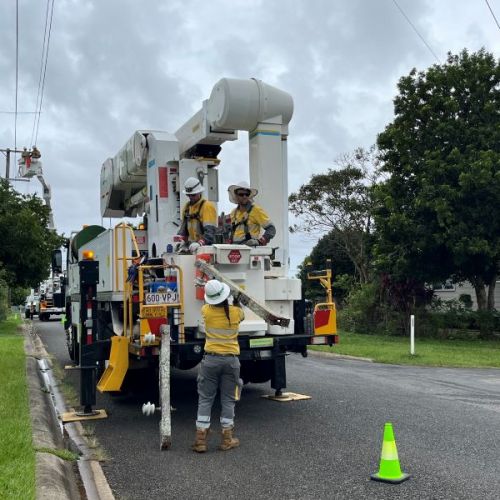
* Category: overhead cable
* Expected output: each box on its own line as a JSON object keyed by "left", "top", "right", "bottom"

{"left": 484, "top": 0, "right": 500, "bottom": 31}
{"left": 14, "top": 0, "right": 19, "bottom": 153}
{"left": 392, "top": 0, "right": 441, "bottom": 64}
{"left": 31, "top": 0, "right": 55, "bottom": 147}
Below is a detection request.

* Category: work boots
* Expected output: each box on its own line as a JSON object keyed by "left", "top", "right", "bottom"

{"left": 219, "top": 427, "right": 240, "bottom": 451}
{"left": 192, "top": 428, "right": 209, "bottom": 453}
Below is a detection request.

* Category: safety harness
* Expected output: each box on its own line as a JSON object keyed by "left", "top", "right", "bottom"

{"left": 183, "top": 199, "right": 206, "bottom": 234}
{"left": 230, "top": 205, "right": 254, "bottom": 242}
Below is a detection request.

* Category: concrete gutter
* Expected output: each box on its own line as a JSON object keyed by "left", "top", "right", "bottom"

{"left": 24, "top": 322, "right": 115, "bottom": 499}
{"left": 307, "top": 348, "right": 374, "bottom": 363}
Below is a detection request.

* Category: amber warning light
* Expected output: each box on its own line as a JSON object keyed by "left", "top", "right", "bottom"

{"left": 82, "top": 249, "right": 95, "bottom": 260}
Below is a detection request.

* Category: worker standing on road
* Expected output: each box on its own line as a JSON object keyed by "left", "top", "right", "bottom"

{"left": 192, "top": 279, "right": 244, "bottom": 453}
{"left": 176, "top": 177, "right": 217, "bottom": 253}
{"left": 228, "top": 181, "right": 276, "bottom": 246}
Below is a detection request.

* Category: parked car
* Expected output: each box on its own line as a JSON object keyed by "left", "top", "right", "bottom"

{"left": 24, "top": 295, "right": 39, "bottom": 319}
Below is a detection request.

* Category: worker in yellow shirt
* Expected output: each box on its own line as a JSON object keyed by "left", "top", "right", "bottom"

{"left": 227, "top": 181, "right": 276, "bottom": 246}
{"left": 176, "top": 177, "right": 217, "bottom": 253}
{"left": 192, "top": 279, "right": 244, "bottom": 453}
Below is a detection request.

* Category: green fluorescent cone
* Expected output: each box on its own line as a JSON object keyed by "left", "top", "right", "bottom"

{"left": 371, "top": 423, "right": 410, "bottom": 484}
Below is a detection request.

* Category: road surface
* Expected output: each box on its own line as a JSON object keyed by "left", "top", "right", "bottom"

{"left": 36, "top": 319, "right": 500, "bottom": 500}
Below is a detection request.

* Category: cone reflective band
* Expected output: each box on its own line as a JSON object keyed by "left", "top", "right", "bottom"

{"left": 371, "top": 422, "right": 410, "bottom": 484}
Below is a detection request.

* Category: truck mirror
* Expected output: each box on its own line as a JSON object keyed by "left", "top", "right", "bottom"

{"left": 52, "top": 249, "right": 62, "bottom": 273}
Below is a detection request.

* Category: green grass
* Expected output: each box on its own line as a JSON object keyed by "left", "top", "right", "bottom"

{"left": 0, "top": 316, "right": 35, "bottom": 499}
{"left": 310, "top": 330, "right": 500, "bottom": 368}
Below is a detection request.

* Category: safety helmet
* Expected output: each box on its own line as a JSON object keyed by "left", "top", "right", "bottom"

{"left": 183, "top": 177, "right": 204, "bottom": 195}
{"left": 204, "top": 279, "right": 231, "bottom": 305}
{"left": 228, "top": 180, "right": 258, "bottom": 204}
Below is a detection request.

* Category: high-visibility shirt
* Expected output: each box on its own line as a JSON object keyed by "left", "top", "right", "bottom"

{"left": 202, "top": 304, "right": 244, "bottom": 355}
{"left": 178, "top": 198, "right": 217, "bottom": 243}
{"left": 230, "top": 203, "right": 275, "bottom": 243}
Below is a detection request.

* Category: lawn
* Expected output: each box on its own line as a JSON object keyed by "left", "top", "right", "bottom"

{"left": 311, "top": 331, "right": 500, "bottom": 368}
{"left": 0, "top": 316, "right": 35, "bottom": 499}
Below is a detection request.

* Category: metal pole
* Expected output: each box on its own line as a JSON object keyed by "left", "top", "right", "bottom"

{"left": 5, "top": 148, "right": 10, "bottom": 179}
{"left": 160, "top": 323, "right": 172, "bottom": 449}
{"left": 410, "top": 315, "right": 415, "bottom": 355}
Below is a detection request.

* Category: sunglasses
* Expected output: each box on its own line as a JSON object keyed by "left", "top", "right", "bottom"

{"left": 235, "top": 191, "right": 251, "bottom": 197}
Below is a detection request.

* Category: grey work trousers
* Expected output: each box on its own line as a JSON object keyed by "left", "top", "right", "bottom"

{"left": 196, "top": 354, "right": 241, "bottom": 430}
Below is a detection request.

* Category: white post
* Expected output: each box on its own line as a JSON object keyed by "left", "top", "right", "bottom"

{"left": 410, "top": 315, "right": 415, "bottom": 355}
{"left": 160, "top": 325, "right": 171, "bottom": 449}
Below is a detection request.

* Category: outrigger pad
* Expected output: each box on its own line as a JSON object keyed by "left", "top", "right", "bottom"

{"left": 261, "top": 392, "right": 311, "bottom": 402}
{"left": 61, "top": 409, "right": 108, "bottom": 423}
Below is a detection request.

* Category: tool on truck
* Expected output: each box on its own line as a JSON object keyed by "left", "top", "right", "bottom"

{"left": 63, "top": 78, "right": 339, "bottom": 427}
{"left": 18, "top": 149, "right": 65, "bottom": 321}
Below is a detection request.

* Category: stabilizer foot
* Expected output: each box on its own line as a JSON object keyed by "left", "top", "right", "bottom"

{"left": 261, "top": 392, "right": 311, "bottom": 402}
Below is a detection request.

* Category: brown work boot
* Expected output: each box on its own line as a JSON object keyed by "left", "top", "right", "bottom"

{"left": 192, "top": 428, "right": 209, "bottom": 453}
{"left": 219, "top": 427, "right": 240, "bottom": 451}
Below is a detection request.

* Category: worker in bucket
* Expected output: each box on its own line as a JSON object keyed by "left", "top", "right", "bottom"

{"left": 176, "top": 177, "right": 217, "bottom": 253}
{"left": 192, "top": 279, "right": 244, "bottom": 453}
{"left": 228, "top": 180, "right": 276, "bottom": 246}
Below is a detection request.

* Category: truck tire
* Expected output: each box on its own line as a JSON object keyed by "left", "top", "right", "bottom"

{"left": 240, "top": 359, "right": 273, "bottom": 384}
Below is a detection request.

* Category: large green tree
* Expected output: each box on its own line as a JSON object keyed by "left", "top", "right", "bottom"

{"left": 0, "top": 179, "right": 64, "bottom": 288}
{"left": 289, "top": 147, "right": 379, "bottom": 283}
{"left": 375, "top": 49, "right": 500, "bottom": 310}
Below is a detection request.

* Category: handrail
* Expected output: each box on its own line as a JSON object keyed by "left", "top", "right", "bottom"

{"left": 113, "top": 223, "right": 142, "bottom": 341}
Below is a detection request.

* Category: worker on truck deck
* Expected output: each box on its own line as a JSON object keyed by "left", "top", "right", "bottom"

{"left": 192, "top": 279, "right": 244, "bottom": 453}
{"left": 228, "top": 181, "right": 276, "bottom": 246}
{"left": 176, "top": 177, "right": 217, "bottom": 253}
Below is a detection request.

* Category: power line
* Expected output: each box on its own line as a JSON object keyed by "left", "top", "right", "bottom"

{"left": 14, "top": 0, "right": 19, "bottom": 153}
{"left": 392, "top": 0, "right": 441, "bottom": 64}
{"left": 484, "top": 0, "right": 500, "bottom": 31}
{"left": 32, "top": 0, "right": 55, "bottom": 147}
{"left": 31, "top": 0, "right": 51, "bottom": 146}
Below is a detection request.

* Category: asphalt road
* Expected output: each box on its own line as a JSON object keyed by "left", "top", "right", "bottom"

{"left": 36, "top": 318, "right": 500, "bottom": 500}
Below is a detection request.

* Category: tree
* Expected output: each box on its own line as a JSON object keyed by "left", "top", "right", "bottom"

{"left": 375, "top": 49, "right": 500, "bottom": 311}
{"left": 0, "top": 179, "right": 64, "bottom": 288}
{"left": 289, "top": 147, "right": 379, "bottom": 284}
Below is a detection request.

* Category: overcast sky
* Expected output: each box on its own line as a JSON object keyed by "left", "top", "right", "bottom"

{"left": 1, "top": 0, "right": 499, "bottom": 272}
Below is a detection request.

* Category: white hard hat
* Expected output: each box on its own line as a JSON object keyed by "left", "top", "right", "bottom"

{"left": 183, "top": 177, "right": 204, "bottom": 195}
{"left": 204, "top": 279, "right": 231, "bottom": 305}
{"left": 228, "top": 180, "right": 258, "bottom": 204}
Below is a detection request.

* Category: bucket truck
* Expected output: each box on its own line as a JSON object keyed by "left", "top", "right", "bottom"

{"left": 64, "top": 78, "right": 338, "bottom": 418}
{"left": 18, "top": 149, "right": 65, "bottom": 320}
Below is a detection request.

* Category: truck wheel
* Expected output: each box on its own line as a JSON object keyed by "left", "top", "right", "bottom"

{"left": 39, "top": 313, "right": 47, "bottom": 321}
{"left": 240, "top": 360, "right": 273, "bottom": 384}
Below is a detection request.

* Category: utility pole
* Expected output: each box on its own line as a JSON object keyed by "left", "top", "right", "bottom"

{"left": 1, "top": 147, "right": 31, "bottom": 181}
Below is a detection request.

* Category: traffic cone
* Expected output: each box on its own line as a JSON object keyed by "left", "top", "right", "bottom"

{"left": 371, "top": 422, "right": 410, "bottom": 484}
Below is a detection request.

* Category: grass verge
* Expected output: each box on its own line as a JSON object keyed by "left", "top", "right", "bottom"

{"left": 0, "top": 316, "right": 36, "bottom": 499}
{"left": 310, "top": 331, "right": 500, "bottom": 368}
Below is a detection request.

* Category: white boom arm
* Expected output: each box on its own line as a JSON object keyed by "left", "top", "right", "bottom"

{"left": 101, "top": 78, "right": 294, "bottom": 271}
{"left": 18, "top": 152, "right": 55, "bottom": 230}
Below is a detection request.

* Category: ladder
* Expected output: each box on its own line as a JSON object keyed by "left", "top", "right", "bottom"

{"left": 195, "top": 260, "right": 290, "bottom": 328}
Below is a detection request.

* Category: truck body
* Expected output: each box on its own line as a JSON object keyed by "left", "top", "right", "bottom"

{"left": 65, "top": 78, "right": 338, "bottom": 407}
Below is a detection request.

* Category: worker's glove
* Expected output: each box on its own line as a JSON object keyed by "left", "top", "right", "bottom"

{"left": 258, "top": 236, "right": 268, "bottom": 246}
{"left": 189, "top": 242, "right": 201, "bottom": 253}
{"left": 245, "top": 238, "right": 260, "bottom": 247}
{"left": 175, "top": 242, "right": 189, "bottom": 254}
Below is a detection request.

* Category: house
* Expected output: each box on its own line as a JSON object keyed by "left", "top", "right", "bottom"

{"left": 433, "top": 280, "right": 500, "bottom": 310}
